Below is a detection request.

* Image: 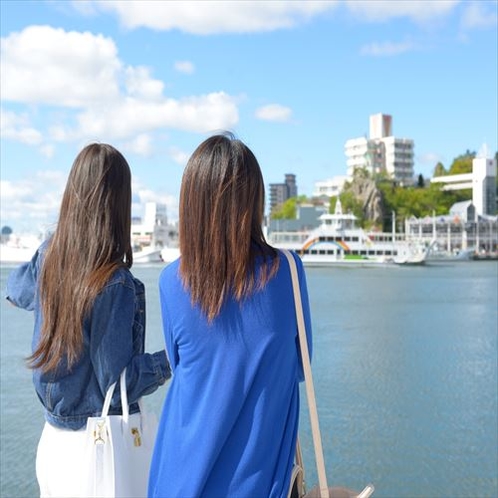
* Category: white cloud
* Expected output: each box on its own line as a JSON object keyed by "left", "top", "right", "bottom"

{"left": 0, "top": 109, "right": 43, "bottom": 145}
{"left": 71, "top": 92, "right": 239, "bottom": 139}
{"left": 360, "top": 40, "right": 415, "bottom": 57}
{"left": 345, "top": 0, "right": 460, "bottom": 23}
{"left": 0, "top": 172, "right": 67, "bottom": 232}
{"left": 39, "top": 144, "right": 55, "bottom": 159}
{"left": 0, "top": 180, "right": 32, "bottom": 201}
{"left": 131, "top": 180, "right": 179, "bottom": 222}
{"left": 68, "top": 0, "right": 100, "bottom": 16}
{"left": 174, "top": 60, "right": 195, "bottom": 74}
{"left": 1, "top": 25, "right": 240, "bottom": 150}
{"left": 71, "top": 0, "right": 464, "bottom": 32}
{"left": 125, "top": 66, "right": 164, "bottom": 100}
{"left": 1, "top": 171, "right": 180, "bottom": 232}
{"left": 255, "top": 104, "right": 293, "bottom": 123}
{"left": 125, "top": 134, "right": 153, "bottom": 157}
{"left": 1, "top": 25, "right": 121, "bottom": 107}
{"left": 79, "top": 0, "right": 336, "bottom": 34}
{"left": 461, "top": 2, "right": 498, "bottom": 30}
{"left": 169, "top": 147, "right": 190, "bottom": 166}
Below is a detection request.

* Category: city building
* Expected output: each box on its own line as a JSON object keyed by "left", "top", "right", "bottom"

{"left": 265, "top": 204, "right": 328, "bottom": 246}
{"left": 405, "top": 202, "right": 497, "bottom": 256}
{"left": 431, "top": 146, "right": 497, "bottom": 216}
{"left": 269, "top": 174, "right": 297, "bottom": 214}
{"left": 472, "top": 155, "right": 497, "bottom": 216}
{"left": 312, "top": 175, "right": 349, "bottom": 198}
{"left": 345, "top": 113, "right": 414, "bottom": 186}
{"left": 131, "top": 202, "right": 178, "bottom": 250}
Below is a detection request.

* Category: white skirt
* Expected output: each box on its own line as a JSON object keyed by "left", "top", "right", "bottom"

{"left": 36, "top": 422, "right": 87, "bottom": 498}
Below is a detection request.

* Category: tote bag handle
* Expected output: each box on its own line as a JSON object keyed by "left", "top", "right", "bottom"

{"left": 101, "top": 368, "right": 143, "bottom": 423}
{"left": 282, "top": 249, "right": 329, "bottom": 498}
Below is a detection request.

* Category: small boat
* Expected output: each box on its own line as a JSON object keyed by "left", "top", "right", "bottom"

{"left": 133, "top": 245, "right": 164, "bottom": 263}
{"left": 426, "top": 247, "right": 475, "bottom": 263}
{"left": 0, "top": 234, "right": 43, "bottom": 265}
{"left": 0, "top": 243, "right": 37, "bottom": 265}
{"left": 269, "top": 200, "right": 429, "bottom": 267}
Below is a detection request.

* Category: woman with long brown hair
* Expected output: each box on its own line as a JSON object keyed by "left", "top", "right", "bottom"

{"left": 6, "top": 143, "right": 171, "bottom": 497}
{"left": 148, "top": 133, "right": 313, "bottom": 497}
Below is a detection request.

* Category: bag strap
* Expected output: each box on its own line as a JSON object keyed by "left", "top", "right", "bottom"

{"left": 281, "top": 249, "right": 329, "bottom": 498}
{"left": 102, "top": 378, "right": 117, "bottom": 418}
{"left": 120, "top": 368, "right": 130, "bottom": 422}
{"left": 101, "top": 368, "right": 130, "bottom": 422}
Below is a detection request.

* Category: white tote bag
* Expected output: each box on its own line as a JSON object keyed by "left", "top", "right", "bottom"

{"left": 82, "top": 368, "right": 158, "bottom": 498}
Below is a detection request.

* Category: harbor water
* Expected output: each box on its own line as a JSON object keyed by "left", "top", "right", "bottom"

{"left": 1, "top": 261, "right": 497, "bottom": 498}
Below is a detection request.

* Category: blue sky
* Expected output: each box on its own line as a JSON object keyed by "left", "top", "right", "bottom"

{"left": 1, "top": 0, "right": 497, "bottom": 233}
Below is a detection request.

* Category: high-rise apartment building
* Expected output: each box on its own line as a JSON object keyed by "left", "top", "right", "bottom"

{"left": 345, "top": 113, "right": 414, "bottom": 186}
{"left": 269, "top": 174, "right": 297, "bottom": 214}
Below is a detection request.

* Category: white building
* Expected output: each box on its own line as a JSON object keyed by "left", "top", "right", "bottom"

{"left": 131, "top": 202, "right": 177, "bottom": 249}
{"left": 345, "top": 137, "right": 385, "bottom": 176}
{"left": 405, "top": 202, "right": 497, "bottom": 256}
{"left": 472, "top": 155, "right": 497, "bottom": 216}
{"left": 345, "top": 113, "right": 414, "bottom": 186}
{"left": 313, "top": 175, "right": 349, "bottom": 198}
{"left": 431, "top": 146, "right": 497, "bottom": 216}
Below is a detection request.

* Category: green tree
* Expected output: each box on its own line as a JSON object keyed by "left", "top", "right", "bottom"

{"left": 448, "top": 151, "right": 475, "bottom": 175}
{"left": 377, "top": 181, "right": 469, "bottom": 231}
{"left": 433, "top": 162, "right": 446, "bottom": 177}
{"left": 271, "top": 195, "right": 308, "bottom": 219}
{"left": 338, "top": 190, "right": 364, "bottom": 225}
{"left": 328, "top": 196, "right": 338, "bottom": 213}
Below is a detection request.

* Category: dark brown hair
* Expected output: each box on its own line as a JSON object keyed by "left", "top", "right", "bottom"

{"left": 27, "top": 143, "right": 133, "bottom": 372}
{"left": 179, "top": 132, "right": 278, "bottom": 322}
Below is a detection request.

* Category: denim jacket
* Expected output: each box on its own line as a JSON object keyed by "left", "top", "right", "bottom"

{"left": 6, "top": 242, "right": 171, "bottom": 430}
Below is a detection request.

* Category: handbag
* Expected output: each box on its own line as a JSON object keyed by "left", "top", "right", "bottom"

{"left": 282, "top": 249, "right": 375, "bottom": 498}
{"left": 82, "top": 368, "right": 158, "bottom": 498}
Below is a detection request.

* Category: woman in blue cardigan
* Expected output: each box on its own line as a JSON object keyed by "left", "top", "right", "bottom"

{"left": 149, "top": 133, "right": 312, "bottom": 498}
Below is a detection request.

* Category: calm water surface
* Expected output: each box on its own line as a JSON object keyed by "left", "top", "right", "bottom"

{"left": 1, "top": 261, "right": 497, "bottom": 498}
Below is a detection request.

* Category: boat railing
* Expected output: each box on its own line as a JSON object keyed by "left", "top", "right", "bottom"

{"left": 267, "top": 231, "right": 310, "bottom": 245}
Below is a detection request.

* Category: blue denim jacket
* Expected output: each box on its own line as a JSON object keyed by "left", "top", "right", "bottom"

{"left": 6, "top": 242, "right": 171, "bottom": 430}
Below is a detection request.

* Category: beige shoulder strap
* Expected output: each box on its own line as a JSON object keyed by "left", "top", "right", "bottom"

{"left": 282, "top": 249, "right": 329, "bottom": 498}
{"left": 282, "top": 250, "right": 375, "bottom": 498}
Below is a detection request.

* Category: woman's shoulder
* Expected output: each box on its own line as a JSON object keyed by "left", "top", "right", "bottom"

{"left": 105, "top": 266, "right": 144, "bottom": 291}
{"left": 159, "top": 259, "right": 180, "bottom": 280}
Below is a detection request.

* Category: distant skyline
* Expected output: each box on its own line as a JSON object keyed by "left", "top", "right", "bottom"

{"left": 1, "top": 0, "right": 497, "bottom": 233}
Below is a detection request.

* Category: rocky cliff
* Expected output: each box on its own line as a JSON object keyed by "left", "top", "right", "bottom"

{"left": 345, "top": 176, "right": 385, "bottom": 226}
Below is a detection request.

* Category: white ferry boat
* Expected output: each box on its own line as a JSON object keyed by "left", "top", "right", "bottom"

{"left": 269, "top": 200, "right": 429, "bottom": 267}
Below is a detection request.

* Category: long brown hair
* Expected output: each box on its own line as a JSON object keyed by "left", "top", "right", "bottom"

{"left": 27, "top": 143, "right": 133, "bottom": 372}
{"left": 179, "top": 132, "right": 278, "bottom": 322}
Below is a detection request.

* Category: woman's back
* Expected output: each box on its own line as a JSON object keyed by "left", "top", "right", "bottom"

{"left": 149, "top": 252, "right": 312, "bottom": 498}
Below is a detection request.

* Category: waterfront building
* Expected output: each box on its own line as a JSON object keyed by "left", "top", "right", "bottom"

{"left": 313, "top": 175, "right": 348, "bottom": 198}
{"left": 131, "top": 202, "right": 178, "bottom": 250}
{"left": 431, "top": 147, "right": 497, "bottom": 216}
{"left": 405, "top": 201, "right": 497, "bottom": 256}
{"left": 345, "top": 113, "right": 414, "bottom": 186}
{"left": 269, "top": 174, "right": 297, "bottom": 214}
{"left": 472, "top": 155, "right": 496, "bottom": 215}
